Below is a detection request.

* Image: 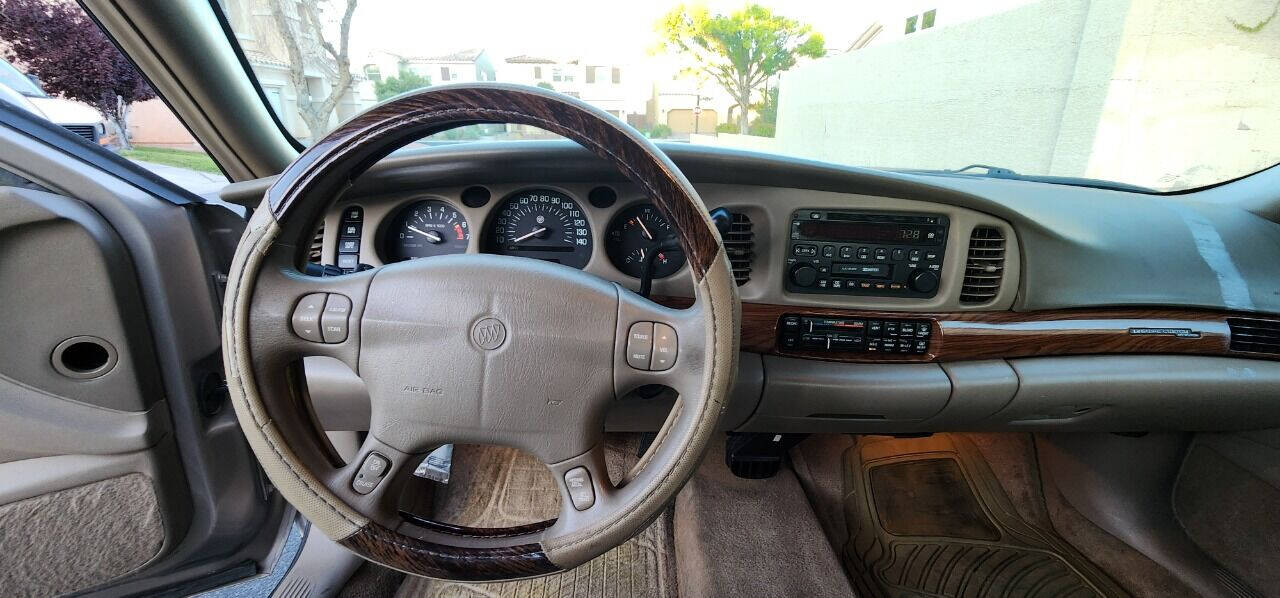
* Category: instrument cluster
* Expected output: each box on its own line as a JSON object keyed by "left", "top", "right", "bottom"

{"left": 367, "top": 185, "right": 686, "bottom": 281}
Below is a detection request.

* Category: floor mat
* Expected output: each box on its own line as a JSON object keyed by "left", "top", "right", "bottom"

{"left": 396, "top": 438, "right": 676, "bottom": 598}
{"left": 843, "top": 434, "right": 1127, "bottom": 598}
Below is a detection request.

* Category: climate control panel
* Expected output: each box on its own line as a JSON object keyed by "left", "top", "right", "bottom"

{"left": 778, "top": 314, "right": 933, "bottom": 355}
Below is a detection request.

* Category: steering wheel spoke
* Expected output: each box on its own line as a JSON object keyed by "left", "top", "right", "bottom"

{"left": 614, "top": 286, "right": 709, "bottom": 398}
{"left": 243, "top": 249, "right": 374, "bottom": 373}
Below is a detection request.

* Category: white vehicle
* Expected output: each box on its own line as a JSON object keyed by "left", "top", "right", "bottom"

{"left": 0, "top": 58, "right": 105, "bottom": 143}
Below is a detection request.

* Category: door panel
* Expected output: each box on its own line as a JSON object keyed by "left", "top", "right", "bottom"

{"left": 0, "top": 107, "right": 281, "bottom": 596}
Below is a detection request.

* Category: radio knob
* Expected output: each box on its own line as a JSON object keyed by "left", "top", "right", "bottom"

{"left": 790, "top": 264, "right": 819, "bottom": 288}
{"left": 909, "top": 269, "right": 939, "bottom": 293}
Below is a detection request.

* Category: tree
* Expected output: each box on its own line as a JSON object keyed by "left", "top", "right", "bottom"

{"left": 270, "top": 0, "right": 357, "bottom": 140}
{"left": 535, "top": 81, "right": 555, "bottom": 91}
{"left": 749, "top": 86, "right": 778, "bottom": 137}
{"left": 374, "top": 64, "right": 430, "bottom": 101}
{"left": 658, "top": 4, "right": 823, "bottom": 134}
{"left": 0, "top": 0, "right": 156, "bottom": 148}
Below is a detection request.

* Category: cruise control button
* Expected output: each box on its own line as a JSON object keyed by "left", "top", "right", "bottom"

{"left": 352, "top": 452, "right": 390, "bottom": 495}
{"left": 291, "top": 293, "right": 327, "bottom": 342}
{"left": 564, "top": 466, "right": 595, "bottom": 510}
{"left": 651, "top": 323, "right": 678, "bottom": 371}
{"left": 321, "top": 294, "right": 352, "bottom": 343}
{"left": 626, "top": 322, "right": 654, "bottom": 370}
{"left": 337, "top": 253, "right": 359, "bottom": 269}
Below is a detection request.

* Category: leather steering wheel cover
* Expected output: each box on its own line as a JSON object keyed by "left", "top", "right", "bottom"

{"left": 222, "top": 83, "right": 739, "bottom": 580}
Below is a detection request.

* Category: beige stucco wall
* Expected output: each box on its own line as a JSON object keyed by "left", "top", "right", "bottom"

{"left": 128, "top": 98, "right": 198, "bottom": 149}
{"left": 770, "top": 0, "right": 1280, "bottom": 190}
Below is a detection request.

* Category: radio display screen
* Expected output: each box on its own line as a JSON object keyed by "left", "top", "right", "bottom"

{"left": 796, "top": 220, "right": 943, "bottom": 245}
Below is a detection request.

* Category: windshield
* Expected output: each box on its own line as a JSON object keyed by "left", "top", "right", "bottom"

{"left": 217, "top": 0, "right": 1280, "bottom": 192}
{"left": 0, "top": 58, "right": 47, "bottom": 97}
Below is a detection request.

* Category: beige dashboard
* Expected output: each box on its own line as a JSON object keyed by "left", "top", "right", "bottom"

{"left": 318, "top": 182, "right": 1021, "bottom": 312}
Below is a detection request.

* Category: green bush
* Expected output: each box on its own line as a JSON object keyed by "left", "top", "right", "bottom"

{"left": 715, "top": 122, "right": 738, "bottom": 134}
{"left": 749, "top": 122, "right": 776, "bottom": 137}
{"left": 647, "top": 124, "right": 673, "bottom": 138}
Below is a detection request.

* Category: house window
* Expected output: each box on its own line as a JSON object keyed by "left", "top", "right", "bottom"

{"left": 441, "top": 66, "right": 451, "bottom": 81}
{"left": 534, "top": 66, "right": 542, "bottom": 78}
{"left": 553, "top": 68, "right": 562, "bottom": 82}
{"left": 905, "top": 14, "right": 918, "bottom": 34}
{"left": 363, "top": 64, "right": 381, "bottom": 83}
{"left": 586, "top": 66, "right": 596, "bottom": 84}
{"left": 922, "top": 9, "right": 936, "bottom": 29}
{"left": 611, "top": 67, "right": 621, "bottom": 84}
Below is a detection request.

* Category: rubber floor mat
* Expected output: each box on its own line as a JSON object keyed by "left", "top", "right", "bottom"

{"left": 396, "top": 439, "right": 676, "bottom": 598}
{"left": 843, "top": 434, "right": 1127, "bottom": 598}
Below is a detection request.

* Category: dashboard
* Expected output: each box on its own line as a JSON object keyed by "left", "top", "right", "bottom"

{"left": 223, "top": 141, "right": 1280, "bottom": 435}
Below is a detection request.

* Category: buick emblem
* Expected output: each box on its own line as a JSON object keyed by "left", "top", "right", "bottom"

{"left": 471, "top": 317, "right": 507, "bottom": 350}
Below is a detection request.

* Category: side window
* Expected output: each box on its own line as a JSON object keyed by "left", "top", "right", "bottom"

{"left": 0, "top": 0, "right": 226, "bottom": 194}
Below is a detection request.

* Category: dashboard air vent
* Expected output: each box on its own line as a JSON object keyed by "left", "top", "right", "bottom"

{"left": 724, "top": 212, "right": 754, "bottom": 286}
{"left": 1228, "top": 318, "right": 1280, "bottom": 355}
{"left": 308, "top": 221, "right": 324, "bottom": 264}
{"left": 960, "top": 226, "right": 1005, "bottom": 303}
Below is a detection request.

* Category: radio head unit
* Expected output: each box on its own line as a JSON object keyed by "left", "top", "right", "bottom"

{"left": 785, "top": 210, "right": 948, "bottom": 298}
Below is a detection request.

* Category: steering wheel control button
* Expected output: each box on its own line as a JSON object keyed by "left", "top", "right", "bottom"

{"left": 652, "top": 323, "right": 678, "bottom": 371}
{"left": 564, "top": 466, "right": 595, "bottom": 511}
{"left": 626, "top": 322, "right": 654, "bottom": 370}
{"left": 291, "top": 293, "right": 327, "bottom": 342}
{"left": 321, "top": 294, "right": 352, "bottom": 343}
{"left": 352, "top": 452, "right": 390, "bottom": 495}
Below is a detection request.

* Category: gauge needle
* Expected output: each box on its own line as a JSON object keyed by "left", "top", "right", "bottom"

{"left": 511, "top": 226, "right": 548, "bottom": 243}
{"left": 636, "top": 218, "right": 654, "bottom": 241}
{"left": 408, "top": 225, "right": 443, "bottom": 243}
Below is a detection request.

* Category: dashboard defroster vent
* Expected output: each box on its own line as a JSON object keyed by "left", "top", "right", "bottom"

{"left": 960, "top": 226, "right": 1005, "bottom": 303}
{"left": 308, "top": 221, "right": 324, "bottom": 264}
{"left": 1228, "top": 318, "right": 1280, "bottom": 355}
{"left": 724, "top": 212, "right": 754, "bottom": 286}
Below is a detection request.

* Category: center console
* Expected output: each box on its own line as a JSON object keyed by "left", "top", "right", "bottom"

{"left": 785, "top": 210, "right": 948, "bottom": 298}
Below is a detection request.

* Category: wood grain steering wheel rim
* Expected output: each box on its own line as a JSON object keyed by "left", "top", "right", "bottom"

{"left": 221, "top": 84, "right": 740, "bottom": 581}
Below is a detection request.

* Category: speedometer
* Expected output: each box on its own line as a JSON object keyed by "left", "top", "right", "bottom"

{"left": 484, "top": 189, "right": 593, "bottom": 269}
{"left": 383, "top": 199, "right": 469, "bottom": 262}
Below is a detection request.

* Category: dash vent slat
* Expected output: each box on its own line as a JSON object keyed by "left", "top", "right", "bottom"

{"left": 959, "top": 226, "right": 1005, "bottom": 303}
{"left": 308, "top": 221, "right": 325, "bottom": 264}
{"left": 1228, "top": 318, "right": 1280, "bottom": 355}
{"left": 724, "top": 212, "right": 754, "bottom": 286}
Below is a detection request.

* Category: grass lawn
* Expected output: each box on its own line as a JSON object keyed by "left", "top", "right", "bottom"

{"left": 120, "top": 146, "right": 221, "bottom": 174}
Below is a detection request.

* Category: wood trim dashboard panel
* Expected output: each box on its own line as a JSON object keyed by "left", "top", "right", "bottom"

{"left": 656, "top": 297, "right": 1275, "bottom": 363}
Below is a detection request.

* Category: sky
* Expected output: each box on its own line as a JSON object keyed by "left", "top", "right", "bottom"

{"left": 343, "top": 0, "right": 883, "bottom": 66}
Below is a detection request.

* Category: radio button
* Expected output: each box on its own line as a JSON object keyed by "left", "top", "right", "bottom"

{"left": 925, "top": 251, "right": 939, "bottom": 261}
{"left": 874, "top": 248, "right": 888, "bottom": 261}
{"left": 867, "top": 320, "right": 884, "bottom": 336}
{"left": 793, "top": 244, "right": 818, "bottom": 257}
{"left": 909, "top": 269, "right": 940, "bottom": 293}
{"left": 857, "top": 247, "right": 870, "bottom": 260}
{"left": 839, "top": 246, "right": 853, "bottom": 258}
{"left": 892, "top": 248, "right": 905, "bottom": 261}
{"left": 909, "top": 249, "right": 921, "bottom": 262}
{"left": 790, "top": 263, "right": 819, "bottom": 287}
{"left": 822, "top": 245, "right": 835, "bottom": 258}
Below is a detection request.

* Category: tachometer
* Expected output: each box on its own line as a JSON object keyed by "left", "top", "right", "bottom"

{"left": 484, "top": 189, "right": 593, "bottom": 269}
{"left": 606, "top": 203, "right": 685, "bottom": 278}
{"left": 383, "top": 199, "right": 469, "bottom": 262}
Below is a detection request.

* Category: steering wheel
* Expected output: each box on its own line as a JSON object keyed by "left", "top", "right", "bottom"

{"left": 222, "top": 84, "right": 740, "bottom": 580}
